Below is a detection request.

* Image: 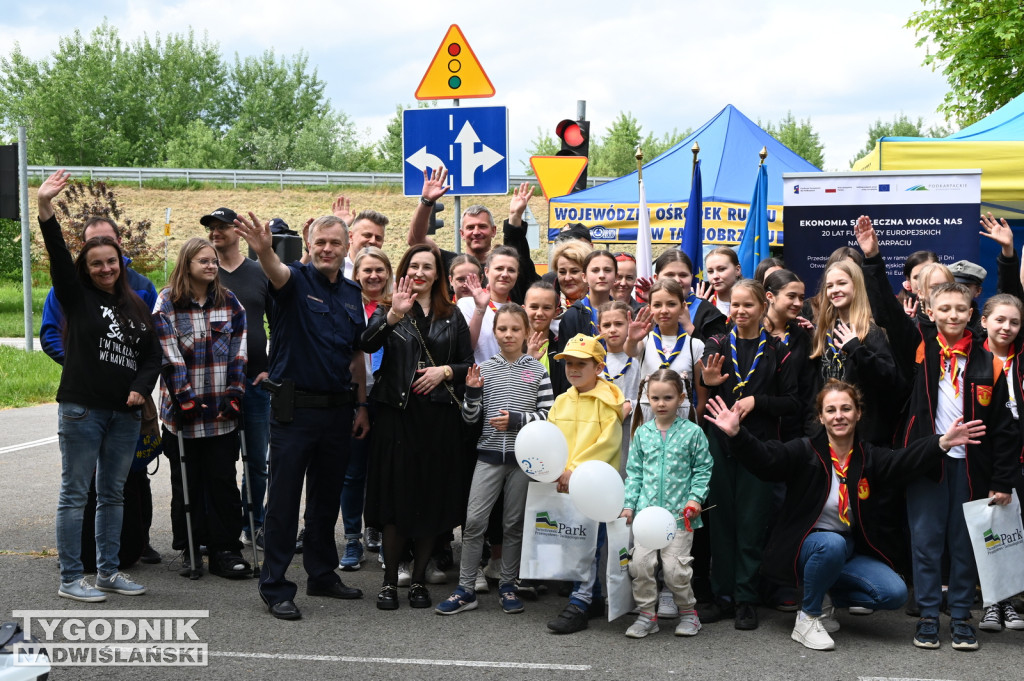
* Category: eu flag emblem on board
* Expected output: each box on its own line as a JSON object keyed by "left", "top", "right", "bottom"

{"left": 879, "top": 184, "right": 890, "bottom": 192}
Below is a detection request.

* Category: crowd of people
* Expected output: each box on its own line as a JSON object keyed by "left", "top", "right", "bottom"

{"left": 36, "top": 167, "right": 1024, "bottom": 652}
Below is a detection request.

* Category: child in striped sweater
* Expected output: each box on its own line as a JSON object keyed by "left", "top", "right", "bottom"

{"left": 436, "top": 303, "right": 554, "bottom": 616}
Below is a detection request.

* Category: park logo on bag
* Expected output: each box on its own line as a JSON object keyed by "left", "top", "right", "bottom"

{"left": 533, "top": 511, "right": 588, "bottom": 539}
{"left": 982, "top": 526, "right": 1023, "bottom": 554}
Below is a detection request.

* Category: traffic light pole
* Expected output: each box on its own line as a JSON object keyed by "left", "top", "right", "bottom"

{"left": 452, "top": 98, "right": 461, "bottom": 254}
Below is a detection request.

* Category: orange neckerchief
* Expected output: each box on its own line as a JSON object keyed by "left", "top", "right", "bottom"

{"left": 937, "top": 333, "right": 972, "bottom": 397}
{"left": 984, "top": 338, "right": 1015, "bottom": 378}
{"left": 829, "top": 444, "right": 853, "bottom": 527}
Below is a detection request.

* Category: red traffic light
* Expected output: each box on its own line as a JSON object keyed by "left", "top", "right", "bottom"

{"left": 556, "top": 119, "right": 586, "bottom": 148}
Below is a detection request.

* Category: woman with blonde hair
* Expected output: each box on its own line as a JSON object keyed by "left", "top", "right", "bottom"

{"left": 548, "top": 239, "right": 593, "bottom": 314}
{"left": 155, "top": 237, "right": 249, "bottom": 579}
{"left": 808, "top": 261, "right": 901, "bottom": 445}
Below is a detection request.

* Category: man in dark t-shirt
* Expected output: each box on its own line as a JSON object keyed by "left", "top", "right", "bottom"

{"left": 204, "top": 207, "right": 273, "bottom": 547}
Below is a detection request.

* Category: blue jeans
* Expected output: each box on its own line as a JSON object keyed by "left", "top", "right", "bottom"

{"left": 56, "top": 402, "right": 140, "bottom": 582}
{"left": 798, "top": 530, "right": 908, "bottom": 616}
{"left": 570, "top": 524, "right": 607, "bottom": 607}
{"left": 241, "top": 381, "right": 270, "bottom": 535}
{"left": 906, "top": 457, "right": 976, "bottom": 619}
{"left": 339, "top": 405, "right": 373, "bottom": 539}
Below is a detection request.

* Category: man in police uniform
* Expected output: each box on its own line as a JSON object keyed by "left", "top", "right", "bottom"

{"left": 234, "top": 212, "right": 370, "bottom": 620}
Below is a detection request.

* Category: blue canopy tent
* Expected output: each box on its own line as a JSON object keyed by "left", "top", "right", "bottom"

{"left": 547, "top": 104, "right": 822, "bottom": 250}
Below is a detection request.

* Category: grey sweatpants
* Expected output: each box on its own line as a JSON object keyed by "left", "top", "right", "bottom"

{"left": 459, "top": 460, "right": 531, "bottom": 590}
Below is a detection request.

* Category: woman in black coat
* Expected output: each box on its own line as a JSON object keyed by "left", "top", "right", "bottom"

{"left": 361, "top": 244, "right": 473, "bottom": 611}
{"left": 706, "top": 380, "right": 984, "bottom": 651}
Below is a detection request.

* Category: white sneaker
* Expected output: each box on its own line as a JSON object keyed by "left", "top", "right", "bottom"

{"left": 792, "top": 611, "right": 835, "bottom": 651}
{"left": 657, "top": 587, "right": 679, "bottom": 619}
{"left": 820, "top": 594, "right": 840, "bottom": 633}
{"left": 425, "top": 560, "right": 447, "bottom": 585}
{"left": 397, "top": 562, "right": 412, "bottom": 587}
{"left": 474, "top": 568, "right": 489, "bottom": 593}
{"left": 483, "top": 557, "right": 501, "bottom": 581}
{"left": 674, "top": 609, "right": 701, "bottom": 636}
{"left": 625, "top": 613, "right": 659, "bottom": 638}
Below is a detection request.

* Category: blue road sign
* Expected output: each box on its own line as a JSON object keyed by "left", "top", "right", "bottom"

{"left": 403, "top": 106, "right": 509, "bottom": 196}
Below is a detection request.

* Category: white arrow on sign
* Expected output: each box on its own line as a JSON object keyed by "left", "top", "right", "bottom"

{"left": 405, "top": 146, "right": 446, "bottom": 172}
{"left": 454, "top": 121, "right": 503, "bottom": 188}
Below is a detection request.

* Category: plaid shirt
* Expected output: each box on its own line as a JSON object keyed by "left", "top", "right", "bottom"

{"left": 153, "top": 288, "right": 247, "bottom": 438}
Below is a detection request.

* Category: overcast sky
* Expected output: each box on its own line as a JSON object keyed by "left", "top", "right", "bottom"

{"left": 2, "top": 0, "right": 951, "bottom": 172}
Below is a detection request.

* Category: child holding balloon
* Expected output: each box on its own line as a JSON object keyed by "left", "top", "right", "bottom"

{"left": 620, "top": 369, "right": 713, "bottom": 639}
{"left": 435, "top": 303, "right": 554, "bottom": 616}
{"left": 545, "top": 333, "right": 627, "bottom": 634}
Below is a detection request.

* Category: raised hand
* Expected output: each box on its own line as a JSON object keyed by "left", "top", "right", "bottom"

{"left": 903, "top": 296, "right": 918, "bottom": 319}
{"left": 634, "top": 276, "right": 653, "bottom": 302}
{"left": 391, "top": 276, "right": 416, "bottom": 316}
{"left": 939, "top": 416, "right": 985, "bottom": 450}
{"left": 704, "top": 395, "right": 740, "bottom": 436}
{"left": 627, "top": 306, "right": 653, "bottom": 343}
{"left": 422, "top": 166, "right": 450, "bottom": 203}
{"left": 37, "top": 169, "right": 69, "bottom": 221}
{"left": 853, "top": 215, "right": 879, "bottom": 258}
{"left": 833, "top": 320, "right": 857, "bottom": 351}
{"left": 527, "top": 330, "right": 547, "bottom": 359}
{"left": 233, "top": 212, "right": 273, "bottom": 255}
{"left": 332, "top": 195, "right": 355, "bottom": 225}
{"left": 980, "top": 212, "right": 1014, "bottom": 257}
{"left": 701, "top": 353, "right": 730, "bottom": 386}
{"left": 693, "top": 279, "right": 713, "bottom": 300}
{"left": 466, "top": 364, "right": 483, "bottom": 389}
{"left": 467, "top": 273, "right": 490, "bottom": 309}
{"left": 509, "top": 182, "right": 534, "bottom": 221}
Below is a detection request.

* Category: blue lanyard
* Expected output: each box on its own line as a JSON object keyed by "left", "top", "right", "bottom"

{"left": 731, "top": 326, "right": 767, "bottom": 396}
{"left": 654, "top": 323, "right": 687, "bottom": 368}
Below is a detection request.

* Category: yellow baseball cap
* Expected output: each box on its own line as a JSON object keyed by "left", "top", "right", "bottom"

{"left": 554, "top": 334, "right": 606, "bottom": 363}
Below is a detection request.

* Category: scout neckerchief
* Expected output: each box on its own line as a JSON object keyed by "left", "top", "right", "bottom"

{"left": 603, "top": 354, "right": 633, "bottom": 381}
{"left": 731, "top": 326, "right": 767, "bottom": 396}
{"left": 580, "top": 295, "right": 600, "bottom": 336}
{"left": 823, "top": 324, "right": 846, "bottom": 377}
{"left": 828, "top": 444, "right": 853, "bottom": 526}
{"left": 984, "top": 338, "right": 1015, "bottom": 378}
{"left": 937, "top": 333, "right": 972, "bottom": 397}
{"left": 686, "top": 293, "right": 702, "bottom": 322}
{"left": 485, "top": 289, "right": 509, "bottom": 313}
{"left": 654, "top": 323, "right": 687, "bottom": 369}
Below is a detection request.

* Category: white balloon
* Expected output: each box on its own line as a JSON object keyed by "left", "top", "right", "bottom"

{"left": 568, "top": 460, "right": 625, "bottom": 522}
{"left": 515, "top": 421, "right": 569, "bottom": 483}
{"left": 631, "top": 506, "right": 677, "bottom": 550}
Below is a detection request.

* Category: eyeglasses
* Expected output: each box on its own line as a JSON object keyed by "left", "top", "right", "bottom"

{"left": 205, "top": 223, "right": 232, "bottom": 232}
{"left": 192, "top": 258, "right": 220, "bottom": 268}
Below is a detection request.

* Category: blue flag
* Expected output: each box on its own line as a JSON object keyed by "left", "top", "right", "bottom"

{"left": 681, "top": 159, "right": 703, "bottom": 279}
{"left": 736, "top": 163, "right": 770, "bottom": 278}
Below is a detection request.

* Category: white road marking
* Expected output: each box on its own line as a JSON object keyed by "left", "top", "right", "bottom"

{"left": 208, "top": 651, "right": 589, "bottom": 671}
{"left": 0, "top": 436, "right": 58, "bottom": 455}
{"left": 859, "top": 678, "right": 963, "bottom": 681}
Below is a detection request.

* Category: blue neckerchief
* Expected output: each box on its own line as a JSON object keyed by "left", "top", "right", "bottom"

{"left": 654, "top": 323, "right": 687, "bottom": 368}
{"left": 581, "top": 295, "right": 599, "bottom": 336}
{"left": 604, "top": 355, "right": 633, "bottom": 381}
{"left": 731, "top": 326, "right": 767, "bottom": 396}
{"left": 686, "top": 293, "right": 702, "bottom": 321}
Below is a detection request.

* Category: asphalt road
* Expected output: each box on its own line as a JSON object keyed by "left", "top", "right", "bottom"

{"left": 1, "top": 402, "right": 1019, "bottom": 681}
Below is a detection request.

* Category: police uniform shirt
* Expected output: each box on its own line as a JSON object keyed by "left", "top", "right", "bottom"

{"left": 267, "top": 262, "right": 365, "bottom": 393}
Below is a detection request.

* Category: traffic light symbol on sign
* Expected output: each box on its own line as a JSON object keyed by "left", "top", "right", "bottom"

{"left": 415, "top": 24, "right": 495, "bottom": 100}
{"left": 427, "top": 201, "right": 445, "bottom": 235}
{"left": 556, "top": 119, "right": 590, "bottom": 193}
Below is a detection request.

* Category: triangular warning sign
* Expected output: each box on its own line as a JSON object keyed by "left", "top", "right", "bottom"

{"left": 415, "top": 25, "right": 495, "bottom": 100}
{"left": 530, "top": 156, "right": 589, "bottom": 201}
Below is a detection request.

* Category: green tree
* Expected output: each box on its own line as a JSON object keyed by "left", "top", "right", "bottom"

{"left": 907, "top": 0, "right": 1024, "bottom": 126}
{"left": 375, "top": 106, "right": 407, "bottom": 173}
{"left": 850, "top": 114, "right": 952, "bottom": 166}
{"left": 591, "top": 112, "right": 644, "bottom": 177}
{"left": 641, "top": 128, "right": 689, "bottom": 161}
{"left": 760, "top": 111, "right": 825, "bottom": 169}
{"left": 523, "top": 127, "right": 560, "bottom": 174}
{"left": 163, "top": 120, "right": 234, "bottom": 168}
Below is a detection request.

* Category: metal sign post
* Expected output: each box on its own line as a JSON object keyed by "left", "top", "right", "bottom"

{"left": 18, "top": 127, "right": 31, "bottom": 351}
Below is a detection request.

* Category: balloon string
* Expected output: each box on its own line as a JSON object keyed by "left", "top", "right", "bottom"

{"left": 678, "top": 504, "right": 716, "bottom": 533}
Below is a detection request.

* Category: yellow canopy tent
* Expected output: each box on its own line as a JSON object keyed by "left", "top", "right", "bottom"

{"left": 852, "top": 92, "right": 1024, "bottom": 219}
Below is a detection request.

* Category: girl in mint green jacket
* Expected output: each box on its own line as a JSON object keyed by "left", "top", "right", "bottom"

{"left": 620, "top": 369, "right": 713, "bottom": 639}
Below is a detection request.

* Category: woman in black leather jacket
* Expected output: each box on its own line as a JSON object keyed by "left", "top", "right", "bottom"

{"left": 361, "top": 243, "right": 473, "bottom": 611}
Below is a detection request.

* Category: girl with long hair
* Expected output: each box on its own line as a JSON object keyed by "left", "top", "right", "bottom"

{"left": 154, "top": 237, "right": 249, "bottom": 579}
{"left": 653, "top": 249, "right": 728, "bottom": 341}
